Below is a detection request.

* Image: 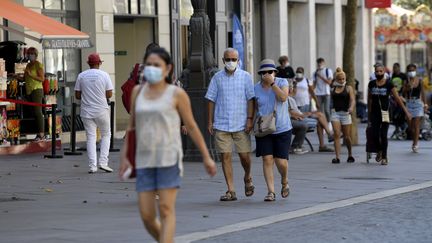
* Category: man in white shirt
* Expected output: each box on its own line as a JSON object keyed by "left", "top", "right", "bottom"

{"left": 313, "top": 57, "right": 333, "bottom": 123}
{"left": 75, "top": 53, "right": 114, "bottom": 173}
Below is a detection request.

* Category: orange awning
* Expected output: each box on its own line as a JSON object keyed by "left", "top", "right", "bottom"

{"left": 0, "top": 0, "right": 91, "bottom": 49}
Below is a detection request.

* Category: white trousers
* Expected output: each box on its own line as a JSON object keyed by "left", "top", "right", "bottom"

{"left": 82, "top": 110, "right": 111, "bottom": 169}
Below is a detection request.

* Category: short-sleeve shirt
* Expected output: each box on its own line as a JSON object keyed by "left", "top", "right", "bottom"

{"left": 75, "top": 69, "right": 114, "bottom": 119}
{"left": 313, "top": 68, "right": 333, "bottom": 96}
{"left": 254, "top": 78, "right": 292, "bottom": 134}
{"left": 24, "top": 61, "right": 43, "bottom": 95}
{"left": 205, "top": 69, "right": 255, "bottom": 132}
{"left": 368, "top": 79, "right": 394, "bottom": 113}
{"left": 294, "top": 77, "right": 312, "bottom": 107}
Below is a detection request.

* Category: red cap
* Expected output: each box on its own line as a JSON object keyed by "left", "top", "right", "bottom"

{"left": 87, "top": 53, "right": 103, "bottom": 65}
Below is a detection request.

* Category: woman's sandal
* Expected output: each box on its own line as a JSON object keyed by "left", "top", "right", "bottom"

{"left": 281, "top": 179, "right": 290, "bottom": 198}
{"left": 244, "top": 177, "right": 255, "bottom": 197}
{"left": 264, "top": 192, "right": 276, "bottom": 202}
{"left": 220, "top": 191, "right": 237, "bottom": 201}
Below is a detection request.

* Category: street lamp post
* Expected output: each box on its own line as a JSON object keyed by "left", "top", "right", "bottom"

{"left": 180, "top": 0, "right": 219, "bottom": 162}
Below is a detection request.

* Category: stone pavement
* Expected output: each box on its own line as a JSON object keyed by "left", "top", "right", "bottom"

{"left": 0, "top": 124, "right": 432, "bottom": 243}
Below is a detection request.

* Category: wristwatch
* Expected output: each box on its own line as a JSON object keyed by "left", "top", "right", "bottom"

{"left": 270, "top": 82, "right": 275, "bottom": 86}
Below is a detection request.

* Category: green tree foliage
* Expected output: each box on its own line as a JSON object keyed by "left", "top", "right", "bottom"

{"left": 394, "top": 0, "right": 430, "bottom": 9}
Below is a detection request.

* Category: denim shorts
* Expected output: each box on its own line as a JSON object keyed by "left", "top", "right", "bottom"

{"left": 136, "top": 164, "right": 181, "bottom": 192}
{"left": 255, "top": 130, "right": 292, "bottom": 160}
{"left": 407, "top": 99, "right": 424, "bottom": 118}
{"left": 331, "top": 111, "right": 352, "bottom": 125}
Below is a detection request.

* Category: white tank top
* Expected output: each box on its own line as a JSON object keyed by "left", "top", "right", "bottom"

{"left": 294, "top": 78, "right": 311, "bottom": 107}
{"left": 135, "top": 84, "right": 183, "bottom": 173}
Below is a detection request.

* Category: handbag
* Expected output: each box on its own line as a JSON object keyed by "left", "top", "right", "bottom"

{"left": 378, "top": 97, "right": 390, "bottom": 123}
{"left": 254, "top": 102, "right": 277, "bottom": 137}
{"left": 125, "top": 85, "right": 144, "bottom": 178}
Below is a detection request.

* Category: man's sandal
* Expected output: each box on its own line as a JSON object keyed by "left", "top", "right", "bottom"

{"left": 281, "top": 179, "right": 290, "bottom": 198}
{"left": 244, "top": 177, "right": 255, "bottom": 197}
{"left": 264, "top": 192, "right": 276, "bottom": 202}
{"left": 220, "top": 191, "right": 237, "bottom": 201}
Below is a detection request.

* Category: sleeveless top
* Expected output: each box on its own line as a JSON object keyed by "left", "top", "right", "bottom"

{"left": 135, "top": 84, "right": 183, "bottom": 174}
{"left": 407, "top": 81, "right": 422, "bottom": 100}
{"left": 331, "top": 86, "right": 350, "bottom": 112}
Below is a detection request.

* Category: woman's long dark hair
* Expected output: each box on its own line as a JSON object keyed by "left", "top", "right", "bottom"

{"left": 144, "top": 47, "right": 173, "bottom": 84}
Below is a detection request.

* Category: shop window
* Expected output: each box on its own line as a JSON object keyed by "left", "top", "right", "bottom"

{"left": 114, "top": 0, "right": 156, "bottom": 15}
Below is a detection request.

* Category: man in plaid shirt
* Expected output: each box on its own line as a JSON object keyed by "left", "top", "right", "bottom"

{"left": 205, "top": 48, "right": 255, "bottom": 201}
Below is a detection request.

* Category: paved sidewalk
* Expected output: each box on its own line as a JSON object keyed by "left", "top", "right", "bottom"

{"left": 0, "top": 124, "right": 431, "bottom": 242}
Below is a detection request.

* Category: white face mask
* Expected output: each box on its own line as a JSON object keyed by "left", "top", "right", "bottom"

{"left": 225, "top": 61, "right": 237, "bottom": 71}
{"left": 408, "top": 71, "right": 416, "bottom": 78}
{"left": 144, "top": 66, "right": 164, "bottom": 84}
{"left": 334, "top": 81, "right": 346, "bottom": 87}
{"left": 295, "top": 73, "right": 304, "bottom": 79}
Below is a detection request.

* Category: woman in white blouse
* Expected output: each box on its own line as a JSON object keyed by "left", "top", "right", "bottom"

{"left": 293, "top": 67, "right": 319, "bottom": 113}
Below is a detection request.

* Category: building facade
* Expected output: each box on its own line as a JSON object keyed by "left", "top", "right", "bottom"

{"left": 1, "top": 0, "right": 375, "bottom": 135}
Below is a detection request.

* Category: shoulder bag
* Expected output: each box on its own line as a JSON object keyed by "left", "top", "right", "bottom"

{"left": 254, "top": 102, "right": 277, "bottom": 137}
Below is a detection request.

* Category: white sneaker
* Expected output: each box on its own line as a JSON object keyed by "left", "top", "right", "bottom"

{"left": 88, "top": 168, "right": 97, "bottom": 174}
{"left": 99, "top": 165, "right": 113, "bottom": 173}
{"left": 293, "top": 148, "right": 309, "bottom": 155}
{"left": 412, "top": 145, "right": 419, "bottom": 153}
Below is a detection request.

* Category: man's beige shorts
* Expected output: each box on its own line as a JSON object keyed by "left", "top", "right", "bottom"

{"left": 214, "top": 130, "right": 252, "bottom": 153}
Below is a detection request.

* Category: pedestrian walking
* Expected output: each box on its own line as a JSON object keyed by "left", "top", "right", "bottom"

{"left": 390, "top": 63, "right": 407, "bottom": 94}
{"left": 75, "top": 53, "right": 114, "bottom": 173}
{"left": 24, "top": 47, "right": 45, "bottom": 141}
{"left": 368, "top": 63, "right": 412, "bottom": 165}
{"left": 313, "top": 57, "right": 333, "bottom": 123}
{"left": 119, "top": 48, "right": 216, "bottom": 243}
{"left": 276, "top": 55, "right": 295, "bottom": 80}
{"left": 205, "top": 48, "right": 255, "bottom": 202}
{"left": 254, "top": 59, "right": 292, "bottom": 201}
{"left": 403, "top": 64, "right": 428, "bottom": 153}
{"left": 330, "top": 68, "right": 356, "bottom": 164}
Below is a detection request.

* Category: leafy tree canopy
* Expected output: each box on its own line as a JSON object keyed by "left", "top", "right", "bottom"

{"left": 394, "top": 0, "right": 431, "bottom": 10}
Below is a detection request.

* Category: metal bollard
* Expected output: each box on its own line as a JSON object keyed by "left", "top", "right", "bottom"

{"left": 64, "top": 102, "right": 82, "bottom": 156}
{"left": 109, "top": 101, "right": 120, "bottom": 152}
{"left": 44, "top": 104, "right": 63, "bottom": 159}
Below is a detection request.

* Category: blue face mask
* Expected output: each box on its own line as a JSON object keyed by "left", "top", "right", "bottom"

{"left": 144, "top": 66, "right": 163, "bottom": 84}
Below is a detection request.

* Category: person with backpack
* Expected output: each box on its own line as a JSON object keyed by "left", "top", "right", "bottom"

{"left": 313, "top": 57, "right": 333, "bottom": 123}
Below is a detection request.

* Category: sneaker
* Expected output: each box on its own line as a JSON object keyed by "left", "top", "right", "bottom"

{"left": 88, "top": 168, "right": 97, "bottom": 174}
{"left": 293, "top": 148, "right": 309, "bottom": 155}
{"left": 319, "top": 146, "right": 334, "bottom": 152}
{"left": 381, "top": 158, "right": 389, "bottom": 165}
{"left": 99, "top": 165, "right": 113, "bottom": 173}
{"left": 412, "top": 145, "right": 419, "bottom": 153}
{"left": 347, "top": 156, "right": 355, "bottom": 163}
{"left": 328, "top": 135, "right": 334, "bottom": 143}
{"left": 332, "top": 158, "right": 340, "bottom": 164}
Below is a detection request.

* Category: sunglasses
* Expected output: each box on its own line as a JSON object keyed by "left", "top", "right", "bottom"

{"left": 259, "top": 70, "right": 274, "bottom": 75}
{"left": 224, "top": 58, "right": 238, "bottom": 62}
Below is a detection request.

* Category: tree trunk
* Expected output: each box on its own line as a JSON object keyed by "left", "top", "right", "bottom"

{"left": 342, "top": 0, "right": 358, "bottom": 145}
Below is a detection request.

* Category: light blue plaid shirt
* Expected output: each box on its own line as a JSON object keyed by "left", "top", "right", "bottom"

{"left": 205, "top": 69, "right": 255, "bottom": 132}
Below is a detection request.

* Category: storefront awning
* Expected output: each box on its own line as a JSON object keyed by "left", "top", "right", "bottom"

{"left": 0, "top": 0, "right": 91, "bottom": 49}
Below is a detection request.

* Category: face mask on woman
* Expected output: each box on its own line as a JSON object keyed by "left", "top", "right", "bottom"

{"left": 375, "top": 73, "right": 384, "bottom": 80}
{"left": 28, "top": 54, "right": 36, "bottom": 61}
{"left": 333, "top": 81, "right": 346, "bottom": 87}
{"left": 295, "top": 73, "right": 304, "bottom": 80}
{"left": 144, "top": 66, "right": 164, "bottom": 84}
{"left": 408, "top": 71, "right": 416, "bottom": 78}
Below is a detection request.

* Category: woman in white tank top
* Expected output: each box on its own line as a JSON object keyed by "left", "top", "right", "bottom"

{"left": 119, "top": 48, "right": 216, "bottom": 242}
